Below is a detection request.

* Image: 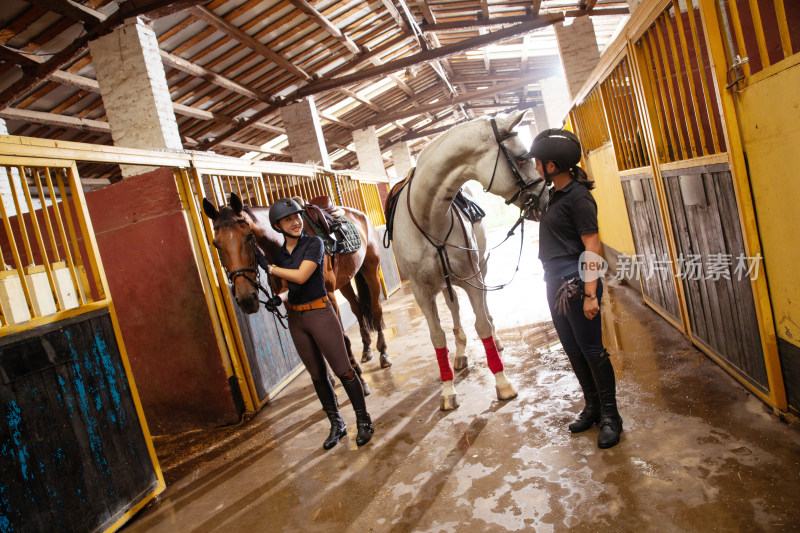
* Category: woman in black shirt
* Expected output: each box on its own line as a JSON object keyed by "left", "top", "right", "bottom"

{"left": 265, "top": 198, "right": 374, "bottom": 449}
{"left": 527, "top": 129, "right": 622, "bottom": 449}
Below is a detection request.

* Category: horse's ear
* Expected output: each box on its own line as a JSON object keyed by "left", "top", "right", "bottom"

{"left": 202, "top": 198, "right": 218, "bottom": 220}
{"left": 230, "top": 193, "right": 243, "bottom": 215}
{"left": 497, "top": 110, "right": 526, "bottom": 134}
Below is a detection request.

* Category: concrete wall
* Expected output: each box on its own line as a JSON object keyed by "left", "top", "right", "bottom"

{"left": 86, "top": 168, "right": 240, "bottom": 434}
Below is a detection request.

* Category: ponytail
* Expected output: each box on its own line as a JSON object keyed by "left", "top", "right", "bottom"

{"left": 570, "top": 165, "right": 595, "bottom": 190}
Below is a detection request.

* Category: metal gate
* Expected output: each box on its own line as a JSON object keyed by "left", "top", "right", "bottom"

{"left": 0, "top": 153, "right": 163, "bottom": 532}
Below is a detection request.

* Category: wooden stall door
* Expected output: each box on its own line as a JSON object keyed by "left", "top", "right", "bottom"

{"left": 620, "top": 173, "right": 682, "bottom": 324}
{"left": 662, "top": 163, "right": 768, "bottom": 391}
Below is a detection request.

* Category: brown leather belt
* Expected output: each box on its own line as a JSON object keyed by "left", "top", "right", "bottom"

{"left": 288, "top": 295, "right": 328, "bottom": 312}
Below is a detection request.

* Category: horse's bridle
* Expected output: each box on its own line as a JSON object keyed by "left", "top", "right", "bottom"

{"left": 485, "top": 117, "right": 543, "bottom": 213}
{"left": 216, "top": 218, "right": 288, "bottom": 327}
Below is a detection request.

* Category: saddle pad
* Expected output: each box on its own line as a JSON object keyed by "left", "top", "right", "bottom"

{"left": 303, "top": 214, "right": 362, "bottom": 255}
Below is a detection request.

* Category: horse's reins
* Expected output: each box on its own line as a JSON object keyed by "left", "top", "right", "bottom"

{"left": 220, "top": 218, "right": 289, "bottom": 328}
{"left": 405, "top": 117, "right": 542, "bottom": 301}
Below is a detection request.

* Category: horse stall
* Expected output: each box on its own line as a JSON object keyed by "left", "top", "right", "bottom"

{"left": 0, "top": 153, "right": 163, "bottom": 531}
{"left": 566, "top": 0, "right": 791, "bottom": 412}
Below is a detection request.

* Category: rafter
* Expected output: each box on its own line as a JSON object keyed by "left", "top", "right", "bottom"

{"left": 188, "top": 5, "right": 312, "bottom": 82}
{"left": 0, "top": 108, "right": 110, "bottom": 132}
{"left": 288, "top": 0, "right": 360, "bottom": 54}
{"left": 0, "top": 0, "right": 207, "bottom": 108}
{"left": 24, "top": 0, "right": 107, "bottom": 26}
{"left": 420, "top": 9, "right": 627, "bottom": 32}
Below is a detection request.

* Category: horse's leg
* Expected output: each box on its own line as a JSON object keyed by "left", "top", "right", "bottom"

{"left": 339, "top": 282, "right": 373, "bottom": 363}
{"left": 411, "top": 284, "right": 458, "bottom": 411}
{"left": 443, "top": 292, "right": 468, "bottom": 370}
{"left": 462, "top": 285, "right": 517, "bottom": 402}
{"left": 361, "top": 263, "right": 392, "bottom": 368}
{"left": 328, "top": 291, "right": 371, "bottom": 396}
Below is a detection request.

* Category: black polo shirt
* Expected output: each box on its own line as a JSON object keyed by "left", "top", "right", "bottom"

{"left": 273, "top": 233, "right": 327, "bottom": 305}
{"left": 539, "top": 180, "right": 598, "bottom": 280}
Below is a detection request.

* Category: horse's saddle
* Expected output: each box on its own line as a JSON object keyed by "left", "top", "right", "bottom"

{"left": 299, "top": 196, "right": 361, "bottom": 255}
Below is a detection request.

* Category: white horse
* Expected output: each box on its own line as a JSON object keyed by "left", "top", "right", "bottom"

{"left": 390, "top": 110, "right": 545, "bottom": 410}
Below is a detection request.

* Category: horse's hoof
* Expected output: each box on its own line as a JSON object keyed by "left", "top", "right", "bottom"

{"left": 496, "top": 384, "right": 518, "bottom": 401}
{"left": 495, "top": 338, "right": 505, "bottom": 352}
{"left": 360, "top": 378, "right": 371, "bottom": 397}
{"left": 453, "top": 355, "right": 468, "bottom": 370}
{"left": 379, "top": 353, "right": 392, "bottom": 368}
{"left": 361, "top": 349, "right": 373, "bottom": 363}
{"left": 440, "top": 394, "right": 459, "bottom": 411}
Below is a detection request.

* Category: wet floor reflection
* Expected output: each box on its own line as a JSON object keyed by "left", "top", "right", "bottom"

{"left": 133, "top": 229, "right": 800, "bottom": 532}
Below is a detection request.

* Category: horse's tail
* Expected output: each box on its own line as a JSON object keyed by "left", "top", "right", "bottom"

{"left": 354, "top": 271, "right": 379, "bottom": 332}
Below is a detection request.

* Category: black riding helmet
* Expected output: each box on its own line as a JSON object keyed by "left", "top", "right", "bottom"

{"left": 269, "top": 197, "right": 304, "bottom": 233}
{"left": 524, "top": 128, "right": 582, "bottom": 181}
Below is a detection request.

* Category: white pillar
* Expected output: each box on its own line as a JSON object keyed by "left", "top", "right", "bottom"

{"left": 352, "top": 126, "right": 386, "bottom": 176}
{"left": 554, "top": 18, "right": 602, "bottom": 101}
{"left": 0, "top": 119, "right": 27, "bottom": 216}
{"left": 389, "top": 141, "right": 415, "bottom": 182}
{"left": 89, "top": 17, "right": 182, "bottom": 177}
{"left": 539, "top": 76, "right": 571, "bottom": 129}
{"left": 532, "top": 104, "right": 549, "bottom": 133}
{"left": 280, "top": 97, "right": 331, "bottom": 168}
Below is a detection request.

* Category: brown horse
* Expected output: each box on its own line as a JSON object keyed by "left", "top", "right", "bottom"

{"left": 202, "top": 193, "right": 392, "bottom": 369}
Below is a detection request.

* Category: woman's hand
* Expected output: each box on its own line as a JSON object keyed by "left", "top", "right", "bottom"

{"left": 584, "top": 296, "right": 600, "bottom": 320}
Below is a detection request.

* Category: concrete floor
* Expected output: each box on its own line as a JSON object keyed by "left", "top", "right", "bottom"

{"left": 126, "top": 230, "right": 800, "bottom": 533}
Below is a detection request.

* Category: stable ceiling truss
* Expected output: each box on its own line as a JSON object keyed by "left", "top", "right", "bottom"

{"left": 0, "top": 0, "right": 629, "bottom": 176}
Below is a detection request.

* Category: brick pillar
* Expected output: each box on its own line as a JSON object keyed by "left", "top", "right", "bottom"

{"left": 554, "top": 18, "right": 601, "bottom": 100}
{"left": 88, "top": 17, "right": 182, "bottom": 177}
{"left": 540, "top": 76, "right": 571, "bottom": 129}
{"left": 389, "top": 141, "right": 415, "bottom": 183}
{"left": 280, "top": 97, "right": 331, "bottom": 168}
{"left": 352, "top": 126, "right": 387, "bottom": 176}
{"left": 531, "top": 106, "right": 548, "bottom": 134}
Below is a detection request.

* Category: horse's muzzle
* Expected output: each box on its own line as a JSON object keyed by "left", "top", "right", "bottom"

{"left": 237, "top": 293, "right": 260, "bottom": 314}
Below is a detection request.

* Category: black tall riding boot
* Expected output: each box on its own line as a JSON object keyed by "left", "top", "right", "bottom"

{"left": 589, "top": 350, "right": 623, "bottom": 449}
{"left": 312, "top": 379, "right": 347, "bottom": 450}
{"left": 566, "top": 353, "right": 601, "bottom": 433}
{"left": 340, "top": 373, "right": 374, "bottom": 446}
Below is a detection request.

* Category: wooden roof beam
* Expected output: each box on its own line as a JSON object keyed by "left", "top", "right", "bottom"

{"left": 288, "top": 0, "right": 360, "bottom": 54}
{"left": 24, "top": 0, "right": 107, "bottom": 26}
{"left": 295, "top": 15, "right": 564, "bottom": 99}
{"left": 339, "top": 88, "right": 384, "bottom": 114}
{"left": 0, "top": 108, "right": 110, "bottom": 133}
{"left": 0, "top": 0, "right": 207, "bottom": 108}
{"left": 531, "top": 0, "right": 543, "bottom": 17}
{"left": 420, "top": 9, "right": 627, "bottom": 32}
{"left": 204, "top": 15, "right": 564, "bottom": 150}
{"left": 188, "top": 5, "right": 312, "bottom": 82}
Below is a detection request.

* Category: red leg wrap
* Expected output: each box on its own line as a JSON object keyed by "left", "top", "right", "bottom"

{"left": 482, "top": 336, "right": 504, "bottom": 374}
{"left": 435, "top": 346, "right": 454, "bottom": 382}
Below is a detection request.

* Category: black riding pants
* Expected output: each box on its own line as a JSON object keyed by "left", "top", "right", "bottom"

{"left": 288, "top": 301, "right": 353, "bottom": 380}
{"left": 545, "top": 276, "right": 606, "bottom": 364}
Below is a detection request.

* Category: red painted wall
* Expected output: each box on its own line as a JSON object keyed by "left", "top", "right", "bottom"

{"left": 85, "top": 168, "right": 240, "bottom": 434}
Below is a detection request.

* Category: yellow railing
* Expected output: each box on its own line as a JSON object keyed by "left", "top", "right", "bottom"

{"left": 570, "top": 85, "right": 610, "bottom": 154}
{"left": 600, "top": 56, "right": 651, "bottom": 170}
{"left": 0, "top": 135, "right": 389, "bottom": 337}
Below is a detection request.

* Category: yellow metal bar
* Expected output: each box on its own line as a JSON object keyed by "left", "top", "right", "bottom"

{"left": 664, "top": 7, "right": 698, "bottom": 159}
{"left": 35, "top": 170, "right": 60, "bottom": 263}
{"left": 638, "top": 38, "right": 670, "bottom": 162}
{"left": 672, "top": 0, "right": 708, "bottom": 157}
{"left": 0, "top": 170, "right": 34, "bottom": 316}
{"left": 774, "top": 0, "right": 792, "bottom": 60}
{"left": 19, "top": 164, "right": 62, "bottom": 311}
{"left": 725, "top": 0, "right": 752, "bottom": 77}
{"left": 606, "top": 73, "right": 633, "bottom": 168}
{"left": 622, "top": 59, "right": 651, "bottom": 166}
{"left": 698, "top": 0, "right": 787, "bottom": 410}
{"left": 10, "top": 167, "right": 34, "bottom": 265}
{"left": 685, "top": 0, "right": 722, "bottom": 153}
{"left": 187, "top": 168, "right": 257, "bottom": 412}
{"left": 615, "top": 64, "right": 644, "bottom": 168}
{"left": 55, "top": 169, "right": 87, "bottom": 306}
{"left": 66, "top": 164, "right": 105, "bottom": 300}
{"left": 654, "top": 21, "right": 686, "bottom": 160}
{"left": 0, "top": 299, "right": 110, "bottom": 337}
{"left": 747, "top": 0, "right": 770, "bottom": 69}
{"left": 601, "top": 79, "right": 630, "bottom": 169}
{"left": 644, "top": 33, "right": 678, "bottom": 162}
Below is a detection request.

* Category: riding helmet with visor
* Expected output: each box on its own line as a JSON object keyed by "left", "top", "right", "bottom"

{"left": 524, "top": 128, "right": 582, "bottom": 181}
{"left": 269, "top": 197, "right": 304, "bottom": 232}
